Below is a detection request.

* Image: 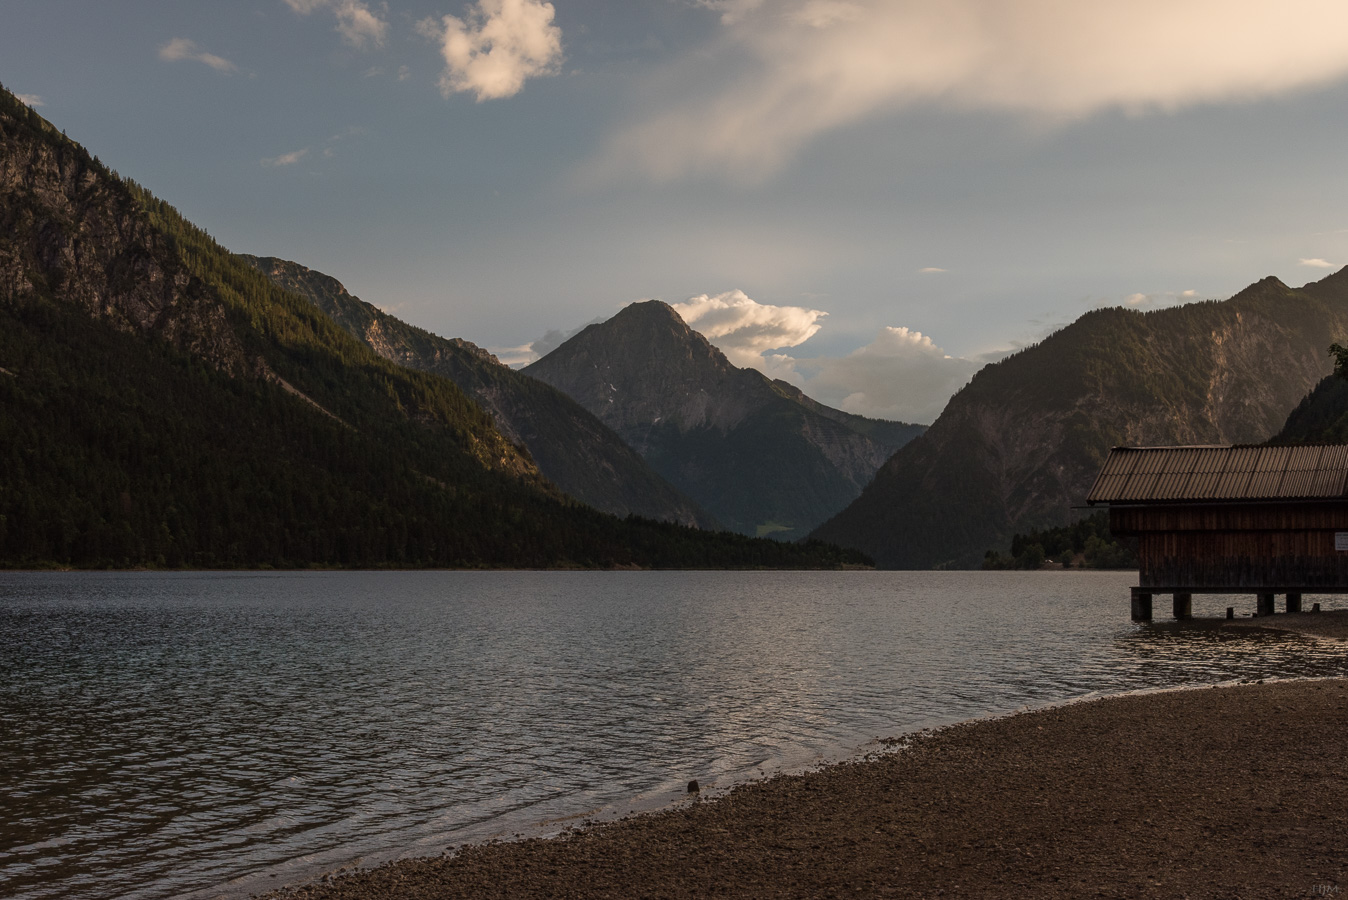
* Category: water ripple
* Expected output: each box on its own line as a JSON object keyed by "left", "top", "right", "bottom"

{"left": 1, "top": 570, "right": 1346, "bottom": 900}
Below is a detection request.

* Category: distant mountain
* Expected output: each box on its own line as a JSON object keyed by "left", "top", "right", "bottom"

{"left": 523, "top": 300, "right": 925, "bottom": 539}
{"left": 812, "top": 272, "right": 1348, "bottom": 568}
{"left": 0, "top": 85, "right": 864, "bottom": 569}
{"left": 239, "top": 255, "right": 716, "bottom": 529}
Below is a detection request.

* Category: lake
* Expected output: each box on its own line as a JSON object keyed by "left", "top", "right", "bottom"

{"left": 2, "top": 570, "right": 1346, "bottom": 899}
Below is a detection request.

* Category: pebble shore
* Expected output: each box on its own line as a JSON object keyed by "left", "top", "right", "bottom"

{"left": 264, "top": 673, "right": 1348, "bottom": 899}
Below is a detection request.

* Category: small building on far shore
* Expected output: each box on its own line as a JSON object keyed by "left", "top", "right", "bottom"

{"left": 1086, "top": 444, "right": 1348, "bottom": 620}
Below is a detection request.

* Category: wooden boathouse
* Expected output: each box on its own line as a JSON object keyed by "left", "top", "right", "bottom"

{"left": 1086, "top": 444, "right": 1348, "bottom": 620}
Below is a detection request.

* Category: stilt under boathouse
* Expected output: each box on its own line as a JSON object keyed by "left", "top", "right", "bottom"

{"left": 1086, "top": 444, "right": 1348, "bottom": 621}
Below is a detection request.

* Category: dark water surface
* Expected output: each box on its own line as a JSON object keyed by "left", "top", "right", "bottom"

{"left": 3, "top": 570, "right": 1347, "bottom": 899}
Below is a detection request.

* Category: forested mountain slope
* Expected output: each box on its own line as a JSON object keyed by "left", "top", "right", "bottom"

{"left": 1271, "top": 365, "right": 1348, "bottom": 445}
{"left": 240, "top": 255, "right": 715, "bottom": 529}
{"left": 524, "top": 300, "right": 925, "bottom": 539}
{"left": 0, "top": 86, "right": 860, "bottom": 569}
{"left": 812, "top": 271, "right": 1348, "bottom": 568}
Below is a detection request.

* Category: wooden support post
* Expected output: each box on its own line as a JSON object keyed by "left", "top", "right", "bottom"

{"left": 1286, "top": 593, "right": 1302, "bottom": 614}
{"left": 1131, "top": 588, "right": 1153, "bottom": 622}
{"left": 1172, "top": 592, "right": 1193, "bottom": 620}
{"left": 1257, "top": 593, "right": 1275, "bottom": 617}
{"left": 1226, "top": 607, "right": 1234, "bottom": 620}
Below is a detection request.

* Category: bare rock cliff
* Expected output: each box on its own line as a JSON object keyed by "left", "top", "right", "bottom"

{"left": 0, "top": 100, "right": 247, "bottom": 373}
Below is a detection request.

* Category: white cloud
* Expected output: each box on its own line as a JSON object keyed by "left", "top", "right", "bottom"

{"left": 488, "top": 343, "right": 539, "bottom": 367}
{"left": 262, "top": 148, "right": 310, "bottom": 167}
{"left": 508, "top": 292, "right": 972, "bottom": 421}
{"left": 14, "top": 93, "right": 44, "bottom": 107}
{"left": 1300, "top": 257, "right": 1338, "bottom": 268}
{"left": 283, "top": 0, "right": 388, "bottom": 49}
{"left": 595, "top": 0, "right": 1348, "bottom": 182}
{"left": 671, "top": 290, "right": 825, "bottom": 367}
{"left": 786, "top": 327, "right": 979, "bottom": 424}
{"left": 918, "top": 267, "right": 947, "bottom": 274}
{"left": 158, "top": 38, "right": 238, "bottom": 73}
{"left": 422, "top": 0, "right": 563, "bottom": 101}
{"left": 667, "top": 291, "right": 969, "bottom": 422}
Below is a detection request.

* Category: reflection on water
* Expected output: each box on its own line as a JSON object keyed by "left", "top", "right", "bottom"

{"left": 1, "top": 570, "right": 1345, "bottom": 900}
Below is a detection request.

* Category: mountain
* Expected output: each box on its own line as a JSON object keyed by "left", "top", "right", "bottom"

{"left": 0, "top": 85, "right": 865, "bottom": 569}
{"left": 238, "top": 255, "right": 715, "bottom": 529}
{"left": 523, "top": 300, "right": 925, "bottom": 539}
{"left": 812, "top": 272, "right": 1348, "bottom": 568}
{"left": 1271, "top": 369, "right": 1348, "bottom": 444}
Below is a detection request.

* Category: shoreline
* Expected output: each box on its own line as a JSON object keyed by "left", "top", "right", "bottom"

{"left": 263, "top": 678, "right": 1348, "bottom": 899}
{"left": 1224, "top": 607, "right": 1348, "bottom": 641}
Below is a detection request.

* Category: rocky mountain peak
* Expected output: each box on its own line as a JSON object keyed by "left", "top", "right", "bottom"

{"left": 525, "top": 299, "right": 924, "bottom": 539}
{"left": 525, "top": 299, "right": 764, "bottom": 440}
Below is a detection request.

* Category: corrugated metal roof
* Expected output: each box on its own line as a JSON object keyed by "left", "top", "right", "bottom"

{"left": 1087, "top": 444, "right": 1348, "bottom": 504}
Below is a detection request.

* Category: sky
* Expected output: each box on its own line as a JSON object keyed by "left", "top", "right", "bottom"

{"left": 6, "top": 1, "right": 1348, "bottom": 423}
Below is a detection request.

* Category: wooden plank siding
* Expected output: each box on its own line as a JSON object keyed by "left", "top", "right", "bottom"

{"left": 1111, "top": 502, "right": 1348, "bottom": 533}
{"left": 1092, "top": 445, "right": 1348, "bottom": 592}
{"left": 1111, "top": 503, "right": 1348, "bottom": 590}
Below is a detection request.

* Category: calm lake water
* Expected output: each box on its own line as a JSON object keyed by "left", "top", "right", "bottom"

{"left": 3, "top": 570, "right": 1347, "bottom": 899}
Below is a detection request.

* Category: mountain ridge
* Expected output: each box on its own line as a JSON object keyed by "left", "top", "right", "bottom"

{"left": 239, "top": 255, "right": 717, "bottom": 529}
{"left": 524, "top": 300, "right": 924, "bottom": 539}
{"left": 811, "top": 272, "right": 1348, "bottom": 568}
{"left": 0, "top": 85, "right": 863, "bottom": 570}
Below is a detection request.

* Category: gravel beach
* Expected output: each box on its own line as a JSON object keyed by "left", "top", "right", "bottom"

{"left": 264, "top": 678, "right": 1348, "bottom": 899}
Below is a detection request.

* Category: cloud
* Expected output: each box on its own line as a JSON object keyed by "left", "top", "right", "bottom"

{"left": 784, "top": 327, "right": 979, "bottom": 424}
{"left": 1300, "top": 257, "right": 1338, "bottom": 268}
{"left": 283, "top": 0, "right": 388, "bottom": 49}
{"left": 670, "top": 290, "right": 826, "bottom": 367}
{"left": 262, "top": 148, "right": 310, "bottom": 167}
{"left": 259, "top": 128, "right": 363, "bottom": 168}
{"left": 595, "top": 0, "right": 1348, "bottom": 182}
{"left": 918, "top": 267, "right": 947, "bottom": 274}
{"left": 158, "top": 38, "right": 238, "bottom": 73}
{"left": 421, "top": 0, "right": 563, "bottom": 101}
{"left": 508, "top": 292, "right": 971, "bottom": 421}
{"left": 488, "top": 343, "right": 539, "bottom": 367}
{"left": 529, "top": 326, "right": 579, "bottom": 359}
{"left": 498, "top": 315, "right": 608, "bottom": 368}
{"left": 14, "top": 93, "right": 43, "bottom": 107}
{"left": 667, "top": 290, "right": 969, "bottom": 422}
